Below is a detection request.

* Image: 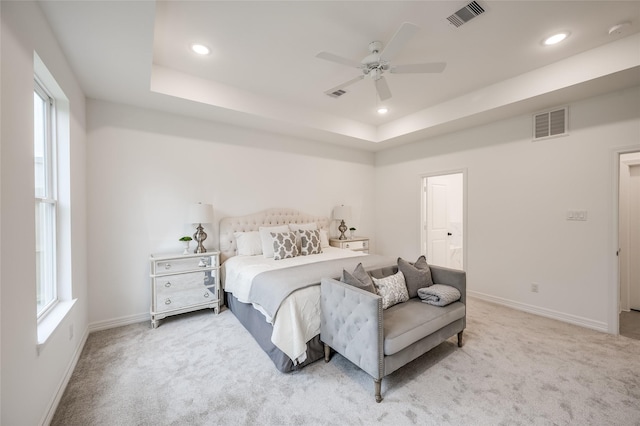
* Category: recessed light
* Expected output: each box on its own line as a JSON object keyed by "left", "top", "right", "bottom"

{"left": 191, "top": 44, "right": 211, "bottom": 55}
{"left": 377, "top": 107, "right": 388, "bottom": 114}
{"left": 543, "top": 32, "right": 570, "bottom": 46}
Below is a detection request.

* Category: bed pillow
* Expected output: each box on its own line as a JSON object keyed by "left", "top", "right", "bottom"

{"left": 341, "top": 263, "right": 375, "bottom": 293}
{"left": 319, "top": 229, "right": 330, "bottom": 248}
{"left": 289, "top": 222, "right": 317, "bottom": 249}
{"left": 398, "top": 256, "right": 433, "bottom": 298}
{"left": 259, "top": 225, "right": 290, "bottom": 258}
{"left": 372, "top": 271, "right": 409, "bottom": 309}
{"left": 271, "top": 231, "right": 299, "bottom": 260}
{"left": 299, "top": 229, "right": 323, "bottom": 256}
{"left": 234, "top": 231, "right": 263, "bottom": 256}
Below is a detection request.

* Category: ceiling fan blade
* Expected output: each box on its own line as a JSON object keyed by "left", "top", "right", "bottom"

{"left": 324, "top": 75, "right": 364, "bottom": 96}
{"left": 375, "top": 76, "right": 392, "bottom": 101}
{"left": 316, "top": 51, "right": 362, "bottom": 68}
{"left": 380, "top": 22, "right": 419, "bottom": 62}
{"left": 390, "top": 62, "right": 447, "bottom": 74}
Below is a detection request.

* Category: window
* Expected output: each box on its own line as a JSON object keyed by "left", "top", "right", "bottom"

{"left": 34, "top": 79, "right": 58, "bottom": 318}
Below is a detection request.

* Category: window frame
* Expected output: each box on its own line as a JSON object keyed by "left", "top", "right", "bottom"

{"left": 34, "top": 77, "right": 59, "bottom": 320}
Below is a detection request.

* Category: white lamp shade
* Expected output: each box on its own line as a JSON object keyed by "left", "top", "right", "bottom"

{"left": 333, "top": 205, "right": 351, "bottom": 221}
{"left": 188, "top": 203, "right": 214, "bottom": 224}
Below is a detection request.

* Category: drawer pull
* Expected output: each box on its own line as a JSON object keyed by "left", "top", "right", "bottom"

{"left": 164, "top": 282, "right": 171, "bottom": 288}
{"left": 164, "top": 263, "right": 171, "bottom": 270}
{"left": 165, "top": 299, "right": 171, "bottom": 305}
{"left": 346, "top": 243, "right": 350, "bottom": 248}
{"left": 204, "top": 292, "right": 210, "bottom": 298}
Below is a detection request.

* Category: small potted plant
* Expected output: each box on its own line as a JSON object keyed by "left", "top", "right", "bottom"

{"left": 349, "top": 227, "right": 356, "bottom": 239}
{"left": 179, "top": 236, "right": 192, "bottom": 254}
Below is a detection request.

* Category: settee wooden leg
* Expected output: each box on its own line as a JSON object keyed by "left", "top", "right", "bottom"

{"left": 374, "top": 379, "right": 383, "bottom": 403}
{"left": 324, "top": 344, "right": 331, "bottom": 362}
{"left": 457, "top": 331, "right": 464, "bottom": 347}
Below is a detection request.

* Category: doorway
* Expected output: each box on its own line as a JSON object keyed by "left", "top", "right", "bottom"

{"left": 421, "top": 171, "right": 465, "bottom": 270}
{"left": 619, "top": 151, "right": 640, "bottom": 340}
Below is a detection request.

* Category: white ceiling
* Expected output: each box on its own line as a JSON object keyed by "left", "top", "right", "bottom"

{"left": 38, "top": 1, "right": 640, "bottom": 151}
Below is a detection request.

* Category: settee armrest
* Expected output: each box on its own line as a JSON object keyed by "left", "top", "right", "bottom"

{"left": 320, "top": 277, "right": 383, "bottom": 380}
{"left": 429, "top": 265, "right": 466, "bottom": 305}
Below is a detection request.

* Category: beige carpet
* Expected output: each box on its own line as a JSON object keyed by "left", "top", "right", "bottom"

{"left": 52, "top": 298, "right": 640, "bottom": 425}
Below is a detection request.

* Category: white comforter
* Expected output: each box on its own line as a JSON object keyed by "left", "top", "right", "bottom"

{"left": 222, "top": 247, "right": 363, "bottom": 364}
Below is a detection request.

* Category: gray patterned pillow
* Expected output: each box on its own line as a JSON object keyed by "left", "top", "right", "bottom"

{"left": 270, "top": 232, "right": 299, "bottom": 260}
{"left": 372, "top": 271, "right": 409, "bottom": 309}
{"left": 299, "top": 229, "right": 323, "bottom": 256}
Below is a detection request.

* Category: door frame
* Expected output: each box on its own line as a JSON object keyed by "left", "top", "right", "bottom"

{"left": 420, "top": 168, "right": 468, "bottom": 271}
{"left": 611, "top": 146, "right": 640, "bottom": 335}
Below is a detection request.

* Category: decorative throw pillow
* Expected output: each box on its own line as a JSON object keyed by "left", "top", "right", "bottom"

{"left": 299, "top": 229, "right": 323, "bottom": 256}
{"left": 259, "top": 225, "right": 290, "bottom": 258}
{"left": 372, "top": 271, "right": 409, "bottom": 309}
{"left": 234, "top": 231, "right": 263, "bottom": 256}
{"left": 341, "top": 263, "right": 375, "bottom": 293}
{"left": 289, "top": 222, "right": 317, "bottom": 250}
{"left": 398, "top": 256, "right": 433, "bottom": 298}
{"left": 271, "top": 231, "right": 299, "bottom": 260}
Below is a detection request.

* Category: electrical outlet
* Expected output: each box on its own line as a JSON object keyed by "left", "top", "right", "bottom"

{"left": 69, "top": 324, "right": 74, "bottom": 340}
{"left": 531, "top": 283, "right": 539, "bottom": 293}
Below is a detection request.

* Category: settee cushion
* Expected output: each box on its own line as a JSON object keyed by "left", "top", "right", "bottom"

{"left": 383, "top": 299, "right": 465, "bottom": 356}
{"left": 341, "top": 263, "right": 376, "bottom": 294}
{"left": 372, "top": 271, "right": 409, "bottom": 309}
{"left": 398, "top": 256, "right": 433, "bottom": 298}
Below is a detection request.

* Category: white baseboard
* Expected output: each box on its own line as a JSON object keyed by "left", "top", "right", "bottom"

{"left": 88, "top": 312, "right": 150, "bottom": 333}
{"left": 468, "top": 291, "right": 609, "bottom": 333}
{"left": 40, "top": 327, "right": 89, "bottom": 426}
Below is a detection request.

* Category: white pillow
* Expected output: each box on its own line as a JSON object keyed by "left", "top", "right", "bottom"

{"left": 289, "top": 222, "right": 317, "bottom": 249}
{"left": 234, "top": 231, "right": 262, "bottom": 256}
{"left": 319, "top": 229, "right": 329, "bottom": 248}
{"left": 259, "top": 225, "right": 290, "bottom": 258}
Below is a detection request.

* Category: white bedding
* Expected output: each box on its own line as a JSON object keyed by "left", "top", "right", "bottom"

{"left": 222, "top": 247, "right": 363, "bottom": 363}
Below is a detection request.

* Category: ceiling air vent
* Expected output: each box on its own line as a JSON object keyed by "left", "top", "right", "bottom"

{"left": 533, "top": 107, "right": 568, "bottom": 141}
{"left": 326, "top": 89, "right": 347, "bottom": 98}
{"left": 447, "top": 1, "right": 485, "bottom": 28}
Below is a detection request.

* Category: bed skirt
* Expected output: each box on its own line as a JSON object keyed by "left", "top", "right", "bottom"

{"left": 226, "top": 292, "right": 324, "bottom": 373}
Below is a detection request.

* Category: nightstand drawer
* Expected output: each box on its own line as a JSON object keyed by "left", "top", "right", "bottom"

{"left": 155, "top": 270, "right": 216, "bottom": 295}
{"left": 343, "top": 240, "right": 368, "bottom": 250}
{"left": 153, "top": 256, "right": 213, "bottom": 274}
{"left": 155, "top": 287, "right": 217, "bottom": 313}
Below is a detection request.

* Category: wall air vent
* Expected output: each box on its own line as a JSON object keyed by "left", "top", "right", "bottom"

{"left": 447, "top": 1, "right": 485, "bottom": 28}
{"left": 533, "top": 107, "right": 568, "bottom": 141}
{"left": 326, "top": 89, "right": 347, "bottom": 98}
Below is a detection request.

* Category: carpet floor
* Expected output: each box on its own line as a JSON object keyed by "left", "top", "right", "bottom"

{"left": 52, "top": 298, "right": 640, "bottom": 425}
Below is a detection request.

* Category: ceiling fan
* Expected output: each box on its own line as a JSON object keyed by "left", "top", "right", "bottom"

{"left": 316, "top": 22, "right": 446, "bottom": 101}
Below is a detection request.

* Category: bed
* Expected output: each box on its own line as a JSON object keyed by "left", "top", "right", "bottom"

{"left": 219, "top": 208, "right": 395, "bottom": 372}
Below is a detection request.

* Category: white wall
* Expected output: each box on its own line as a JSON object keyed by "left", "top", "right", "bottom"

{"left": 86, "top": 99, "right": 375, "bottom": 327}
{"left": 375, "top": 87, "right": 640, "bottom": 333}
{"left": 1, "top": 2, "right": 88, "bottom": 425}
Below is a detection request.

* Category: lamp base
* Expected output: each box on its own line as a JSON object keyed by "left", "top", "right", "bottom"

{"left": 338, "top": 220, "right": 347, "bottom": 240}
{"left": 193, "top": 224, "right": 208, "bottom": 253}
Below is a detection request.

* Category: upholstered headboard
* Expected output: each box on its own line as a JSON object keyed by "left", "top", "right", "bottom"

{"left": 219, "top": 208, "right": 331, "bottom": 263}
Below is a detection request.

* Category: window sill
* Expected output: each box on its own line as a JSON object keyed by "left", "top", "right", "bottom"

{"left": 37, "top": 299, "right": 77, "bottom": 355}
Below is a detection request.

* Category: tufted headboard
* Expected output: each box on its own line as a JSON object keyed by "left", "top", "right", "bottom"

{"left": 219, "top": 208, "right": 331, "bottom": 263}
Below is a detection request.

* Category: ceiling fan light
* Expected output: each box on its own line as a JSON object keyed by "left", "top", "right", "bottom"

{"left": 543, "top": 32, "right": 569, "bottom": 46}
{"left": 191, "top": 43, "right": 211, "bottom": 55}
{"left": 377, "top": 107, "right": 388, "bottom": 114}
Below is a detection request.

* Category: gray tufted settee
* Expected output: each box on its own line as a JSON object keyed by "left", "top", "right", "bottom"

{"left": 320, "top": 264, "right": 466, "bottom": 402}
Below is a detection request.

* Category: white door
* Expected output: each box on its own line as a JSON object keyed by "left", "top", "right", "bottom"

{"left": 427, "top": 182, "right": 448, "bottom": 266}
{"left": 423, "top": 173, "right": 464, "bottom": 270}
{"left": 629, "top": 164, "right": 640, "bottom": 310}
